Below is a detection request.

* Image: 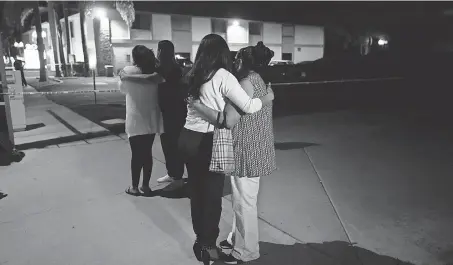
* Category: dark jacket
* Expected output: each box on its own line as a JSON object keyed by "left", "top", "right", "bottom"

{"left": 157, "top": 65, "right": 187, "bottom": 130}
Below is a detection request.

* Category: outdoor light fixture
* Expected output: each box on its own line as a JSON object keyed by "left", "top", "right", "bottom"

{"left": 13, "top": 42, "right": 24, "bottom": 48}
{"left": 32, "top": 31, "right": 46, "bottom": 38}
{"left": 94, "top": 8, "right": 106, "bottom": 19}
{"left": 378, "top": 39, "right": 388, "bottom": 46}
{"left": 232, "top": 20, "right": 240, "bottom": 27}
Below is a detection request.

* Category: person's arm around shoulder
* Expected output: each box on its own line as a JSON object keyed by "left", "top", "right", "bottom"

{"left": 119, "top": 66, "right": 165, "bottom": 84}
{"left": 222, "top": 78, "right": 254, "bottom": 129}
{"left": 221, "top": 70, "right": 273, "bottom": 114}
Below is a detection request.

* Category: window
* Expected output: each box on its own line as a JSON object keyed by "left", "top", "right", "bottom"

{"left": 212, "top": 19, "right": 227, "bottom": 33}
{"left": 126, "top": 54, "right": 131, "bottom": 63}
{"left": 69, "top": 21, "right": 74, "bottom": 38}
{"left": 230, "top": 51, "right": 237, "bottom": 61}
{"left": 282, "top": 24, "right": 294, "bottom": 37}
{"left": 282, "top": 53, "right": 292, "bottom": 61}
{"left": 249, "top": 22, "right": 262, "bottom": 35}
{"left": 172, "top": 15, "right": 191, "bottom": 31}
{"left": 132, "top": 13, "right": 151, "bottom": 30}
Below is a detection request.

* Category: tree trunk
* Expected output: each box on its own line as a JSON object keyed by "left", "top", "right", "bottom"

{"left": 47, "top": 1, "right": 61, "bottom": 77}
{"left": 55, "top": 3, "right": 67, "bottom": 76}
{"left": 78, "top": 1, "right": 89, "bottom": 77}
{"left": 93, "top": 18, "right": 102, "bottom": 75}
{"left": 62, "top": 1, "right": 71, "bottom": 76}
{"left": 34, "top": 2, "right": 47, "bottom": 82}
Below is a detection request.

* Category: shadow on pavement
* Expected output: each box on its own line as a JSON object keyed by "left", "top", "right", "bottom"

{"left": 25, "top": 123, "right": 46, "bottom": 131}
{"left": 15, "top": 131, "right": 114, "bottom": 150}
{"left": 213, "top": 241, "right": 414, "bottom": 265}
{"left": 274, "top": 142, "right": 319, "bottom": 150}
{"left": 0, "top": 191, "right": 7, "bottom": 200}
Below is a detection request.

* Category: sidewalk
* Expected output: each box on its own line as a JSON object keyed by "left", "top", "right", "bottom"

{"left": 13, "top": 84, "right": 116, "bottom": 149}
{"left": 1, "top": 79, "right": 451, "bottom": 265}
{"left": 0, "top": 133, "right": 413, "bottom": 265}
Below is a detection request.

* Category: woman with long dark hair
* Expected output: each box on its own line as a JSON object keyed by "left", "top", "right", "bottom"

{"left": 121, "top": 41, "right": 187, "bottom": 191}
{"left": 191, "top": 46, "right": 277, "bottom": 264}
{"left": 119, "top": 45, "right": 164, "bottom": 196}
{"left": 178, "top": 34, "right": 274, "bottom": 264}
{"left": 153, "top": 40, "right": 187, "bottom": 191}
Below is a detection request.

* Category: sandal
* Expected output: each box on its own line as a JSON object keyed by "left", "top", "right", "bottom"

{"left": 139, "top": 186, "right": 152, "bottom": 195}
{"left": 125, "top": 186, "right": 140, "bottom": 196}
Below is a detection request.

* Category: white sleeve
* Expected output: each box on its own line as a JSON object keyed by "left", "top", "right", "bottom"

{"left": 220, "top": 71, "right": 262, "bottom": 114}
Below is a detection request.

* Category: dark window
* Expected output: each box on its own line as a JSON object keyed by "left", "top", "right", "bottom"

{"left": 249, "top": 22, "right": 262, "bottom": 35}
{"left": 212, "top": 19, "right": 227, "bottom": 33}
{"left": 132, "top": 14, "right": 151, "bottom": 30}
{"left": 282, "top": 24, "right": 294, "bottom": 37}
{"left": 282, "top": 53, "right": 292, "bottom": 61}
{"left": 230, "top": 51, "right": 237, "bottom": 60}
{"left": 69, "top": 21, "right": 74, "bottom": 38}
{"left": 172, "top": 16, "right": 191, "bottom": 31}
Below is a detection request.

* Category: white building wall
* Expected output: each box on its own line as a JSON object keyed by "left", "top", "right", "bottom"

{"left": 152, "top": 14, "right": 172, "bottom": 40}
{"left": 28, "top": 11, "right": 325, "bottom": 72}
{"left": 111, "top": 20, "right": 129, "bottom": 40}
{"left": 263, "top": 23, "right": 282, "bottom": 45}
{"left": 294, "top": 25, "right": 324, "bottom": 63}
{"left": 192, "top": 17, "right": 211, "bottom": 42}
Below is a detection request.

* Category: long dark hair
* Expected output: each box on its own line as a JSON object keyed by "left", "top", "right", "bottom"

{"left": 132, "top": 45, "right": 157, "bottom": 74}
{"left": 234, "top": 46, "right": 257, "bottom": 81}
{"left": 157, "top": 40, "right": 179, "bottom": 77}
{"left": 187, "top": 34, "right": 232, "bottom": 99}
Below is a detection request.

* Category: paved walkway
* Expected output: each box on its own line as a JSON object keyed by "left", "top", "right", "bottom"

{"left": 13, "top": 84, "right": 112, "bottom": 149}
{"left": 1, "top": 77, "right": 452, "bottom": 265}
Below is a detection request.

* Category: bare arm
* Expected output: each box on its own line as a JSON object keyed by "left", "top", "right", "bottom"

{"left": 192, "top": 78, "right": 274, "bottom": 129}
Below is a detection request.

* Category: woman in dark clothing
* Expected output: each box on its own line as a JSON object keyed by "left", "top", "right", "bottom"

{"left": 121, "top": 41, "right": 187, "bottom": 191}
{"left": 155, "top": 40, "right": 187, "bottom": 191}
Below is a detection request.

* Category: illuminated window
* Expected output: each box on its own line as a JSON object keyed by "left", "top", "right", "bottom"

{"left": 249, "top": 22, "right": 262, "bottom": 35}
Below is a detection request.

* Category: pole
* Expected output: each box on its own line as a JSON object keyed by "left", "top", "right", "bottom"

{"left": 0, "top": 32, "right": 15, "bottom": 150}
{"left": 93, "top": 69, "right": 96, "bottom": 104}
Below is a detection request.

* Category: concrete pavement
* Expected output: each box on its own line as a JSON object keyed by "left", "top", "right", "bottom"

{"left": 1, "top": 76, "right": 452, "bottom": 265}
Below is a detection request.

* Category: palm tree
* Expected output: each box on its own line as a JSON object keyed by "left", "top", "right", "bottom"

{"left": 1, "top": 2, "right": 49, "bottom": 81}
{"left": 82, "top": 0, "right": 135, "bottom": 76}
{"left": 33, "top": 2, "right": 47, "bottom": 82}
{"left": 47, "top": 1, "right": 61, "bottom": 77}
{"left": 62, "top": 1, "right": 71, "bottom": 76}
{"left": 79, "top": 1, "right": 89, "bottom": 77}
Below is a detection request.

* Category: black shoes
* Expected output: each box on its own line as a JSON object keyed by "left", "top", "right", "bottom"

{"left": 222, "top": 254, "right": 244, "bottom": 264}
{"left": 200, "top": 245, "right": 225, "bottom": 265}
{"left": 220, "top": 239, "right": 233, "bottom": 249}
{"left": 193, "top": 240, "right": 202, "bottom": 261}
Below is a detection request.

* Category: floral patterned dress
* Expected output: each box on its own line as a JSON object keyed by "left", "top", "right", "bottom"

{"left": 231, "top": 71, "right": 277, "bottom": 177}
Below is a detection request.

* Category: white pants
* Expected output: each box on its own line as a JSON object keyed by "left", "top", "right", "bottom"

{"left": 226, "top": 175, "right": 261, "bottom": 262}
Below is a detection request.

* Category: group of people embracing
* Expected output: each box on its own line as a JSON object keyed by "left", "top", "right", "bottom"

{"left": 119, "top": 34, "right": 276, "bottom": 264}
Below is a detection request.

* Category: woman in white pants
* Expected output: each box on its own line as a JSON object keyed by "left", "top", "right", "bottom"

{"left": 192, "top": 46, "right": 276, "bottom": 264}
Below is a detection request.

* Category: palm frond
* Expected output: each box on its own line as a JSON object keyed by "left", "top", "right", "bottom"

{"left": 115, "top": 0, "right": 135, "bottom": 27}
{"left": 20, "top": 8, "right": 34, "bottom": 27}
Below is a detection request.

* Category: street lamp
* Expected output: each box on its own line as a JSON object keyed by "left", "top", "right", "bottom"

{"left": 89, "top": 56, "right": 97, "bottom": 104}
{"left": 94, "top": 8, "right": 106, "bottom": 19}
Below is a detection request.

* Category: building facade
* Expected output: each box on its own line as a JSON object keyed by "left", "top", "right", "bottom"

{"left": 22, "top": 9, "right": 325, "bottom": 74}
